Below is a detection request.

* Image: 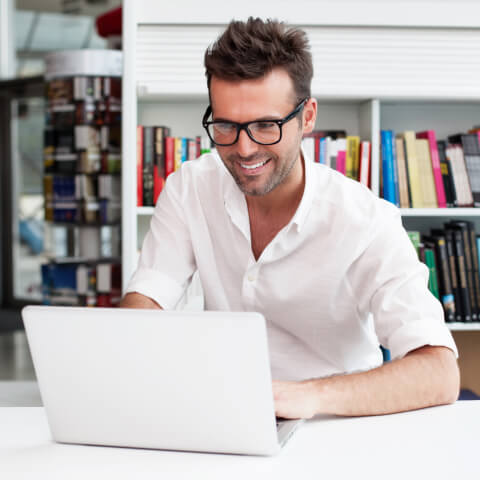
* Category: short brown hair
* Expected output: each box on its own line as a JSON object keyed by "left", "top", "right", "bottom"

{"left": 204, "top": 17, "right": 313, "bottom": 104}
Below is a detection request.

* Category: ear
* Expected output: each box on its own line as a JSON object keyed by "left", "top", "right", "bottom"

{"left": 302, "top": 98, "right": 317, "bottom": 134}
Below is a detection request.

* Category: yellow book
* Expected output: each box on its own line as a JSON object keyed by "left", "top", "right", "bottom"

{"left": 415, "top": 138, "right": 438, "bottom": 208}
{"left": 174, "top": 137, "right": 182, "bottom": 171}
{"left": 395, "top": 137, "right": 410, "bottom": 208}
{"left": 345, "top": 136, "right": 360, "bottom": 180}
{"left": 402, "top": 131, "right": 423, "bottom": 208}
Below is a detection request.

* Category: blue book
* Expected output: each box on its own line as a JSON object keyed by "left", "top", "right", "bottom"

{"left": 319, "top": 137, "right": 326, "bottom": 164}
{"left": 381, "top": 130, "right": 396, "bottom": 205}
{"left": 180, "top": 137, "right": 188, "bottom": 163}
{"left": 390, "top": 130, "right": 400, "bottom": 207}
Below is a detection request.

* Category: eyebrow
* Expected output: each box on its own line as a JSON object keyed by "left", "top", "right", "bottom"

{"left": 212, "top": 114, "right": 283, "bottom": 123}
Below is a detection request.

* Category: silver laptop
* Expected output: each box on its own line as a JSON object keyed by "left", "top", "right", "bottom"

{"left": 22, "top": 305, "right": 302, "bottom": 456}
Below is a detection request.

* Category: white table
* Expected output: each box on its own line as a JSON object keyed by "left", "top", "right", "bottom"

{"left": 0, "top": 402, "right": 479, "bottom": 480}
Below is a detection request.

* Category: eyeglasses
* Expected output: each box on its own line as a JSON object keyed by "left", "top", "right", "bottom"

{"left": 202, "top": 98, "right": 308, "bottom": 147}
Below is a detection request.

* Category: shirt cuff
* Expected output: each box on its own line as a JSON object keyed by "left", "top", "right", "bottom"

{"left": 386, "top": 319, "right": 459, "bottom": 360}
{"left": 125, "top": 267, "right": 186, "bottom": 310}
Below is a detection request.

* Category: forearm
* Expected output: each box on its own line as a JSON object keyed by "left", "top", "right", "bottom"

{"left": 310, "top": 345, "right": 459, "bottom": 416}
{"left": 119, "top": 292, "right": 163, "bottom": 309}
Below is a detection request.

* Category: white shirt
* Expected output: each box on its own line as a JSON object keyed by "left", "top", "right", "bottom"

{"left": 126, "top": 150, "right": 458, "bottom": 381}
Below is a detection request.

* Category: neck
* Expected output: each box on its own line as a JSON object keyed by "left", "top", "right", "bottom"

{"left": 245, "top": 153, "right": 305, "bottom": 216}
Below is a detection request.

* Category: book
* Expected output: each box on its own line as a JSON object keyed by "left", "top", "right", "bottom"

{"left": 358, "top": 140, "right": 371, "bottom": 188}
{"left": 451, "top": 133, "right": 480, "bottom": 207}
{"left": 380, "top": 130, "right": 397, "bottom": 206}
{"left": 428, "top": 231, "right": 455, "bottom": 322}
{"left": 445, "top": 144, "right": 474, "bottom": 207}
{"left": 395, "top": 137, "right": 410, "bottom": 208}
{"left": 424, "top": 247, "right": 440, "bottom": 300}
{"left": 446, "top": 226, "right": 472, "bottom": 322}
{"left": 174, "top": 137, "right": 183, "bottom": 171}
{"left": 153, "top": 126, "right": 169, "bottom": 204}
{"left": 436, "top": 140, "right": 457, "bottom": 207}
{"left": 345, "top": 136, "right": 360, "bottom": 180}
{"left": 415, "top": 138, "right": 437, "bottom": 208}
{"left": 165, "top": 136, "right": 175, "bottom": 177}
{"left": 407, "top": 231, "right": 421, "bottom": 255}
{"left": 444, "top": 229, "right": 463, "bottom": 322}
{"left": 402, "top": 131, "right": 423, "bottom": 208}
{"left": 336, "top": 150, "right": 346, "bottom": 175}
{"left": 136, "top": 126, "right": 143, "bottom": 206}
{"left": 416, "top": 130, "right": 446, "bottom": 208}
{"left": 142, "top": 126, "right": 154, "bottom": 206}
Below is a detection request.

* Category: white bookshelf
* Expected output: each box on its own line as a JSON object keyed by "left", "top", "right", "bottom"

{"left": 122, "top": 0, "right": 480, "bottom": 328}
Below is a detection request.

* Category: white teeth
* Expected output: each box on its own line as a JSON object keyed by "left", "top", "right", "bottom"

{"left": 240, "top": 160, "right": 268, "bottom": 169}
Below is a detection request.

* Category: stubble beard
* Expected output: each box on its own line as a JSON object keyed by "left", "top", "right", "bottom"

{"left": 222, "top": 150, "right": 298, "bottom": 197}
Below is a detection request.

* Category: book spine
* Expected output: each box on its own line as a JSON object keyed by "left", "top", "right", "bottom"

{"left": 142, "top": 126, "right": 154, "bottom": 207}
{"left": 451, "top": 228, "right": 472, "bottom": 322}
{"left": 417, "top": 131, "right": 446, "bottom": 207}
{"left": 336, "top": 150, "right": 346, "bottom": 175}
{"left": 424, "top": 248, "right": 440, "bottom": 300}
{"left": 395, "top": 137, "right": 410, "bottom": 208}
{"left": 468, "top": 222, "right": 480, "bottom": 321}
{"left": 445, "top": 229, "right": 463, "bottom": 322}
{"left": 381, "top": 130, "right": 396, "bottom": 205}
{"left": 153, "top": 127, "right": 166, "bottom": 205}
{"left": 136, "top": 125, "right": 143, "bottom": 207}
{"left": 403, "top": 131, "right": 422, "bottom": 208}
{"left": 358, "top": 141, "right": 371, "bottom": 188}
{"left": 174, "top": 137, "right": 182, "bottom": 171}
{"left": 433, "top": 236, "right": 456, "bottom": 322}
{"left": 165, "top": 136, "right": 175, "bottom": 177}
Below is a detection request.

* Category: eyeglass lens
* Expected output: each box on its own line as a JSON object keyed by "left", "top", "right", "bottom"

{"left": 207, "top": 121, "right": 281, "bottom": 146}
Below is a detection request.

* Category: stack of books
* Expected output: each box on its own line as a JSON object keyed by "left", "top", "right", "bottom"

{"left": 136, "top": 126, "right": 210, "bottom": 207}
{"left": 380, "top": 128, "right": 480, "bottom": 208}
{"left": 409, "top": 220, "right": 480, "bottom": 323}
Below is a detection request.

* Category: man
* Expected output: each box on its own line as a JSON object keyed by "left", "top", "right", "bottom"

{"left": 121, "top": 18, "right": 459, "bottom": 419}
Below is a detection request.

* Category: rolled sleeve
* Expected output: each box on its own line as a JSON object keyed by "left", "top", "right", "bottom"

{"left": 125, "top": 170, "right": 196, "bottom": 309}
{"left": 348, "top": 206, "right": 458, "bottom": 361}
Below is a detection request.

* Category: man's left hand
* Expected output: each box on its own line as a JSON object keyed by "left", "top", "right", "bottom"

{"left": 272, "top": 379, "right": 319, "bottom": 419}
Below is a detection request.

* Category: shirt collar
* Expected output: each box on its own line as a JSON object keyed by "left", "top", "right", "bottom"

{"left": 222, "top": 146, "right": 318, "bottom": 235}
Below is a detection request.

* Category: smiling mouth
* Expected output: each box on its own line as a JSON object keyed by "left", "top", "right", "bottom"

{"left": 239, "top": 158, "right": 271, "bottom": 170}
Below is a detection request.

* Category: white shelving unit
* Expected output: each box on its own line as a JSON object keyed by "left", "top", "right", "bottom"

{"left": 122, "top": 0, "right": 480, "bottom": 330}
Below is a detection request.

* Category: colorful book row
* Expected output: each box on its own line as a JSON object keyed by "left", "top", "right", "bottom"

{"left": 381, "top": 128, "right": 480, "bottom": 208}
{"left": 301, "top": 130, "right": 371, "bottom": 187}
{"left": 137, "top": 126, "right": 211, "bottom": 207}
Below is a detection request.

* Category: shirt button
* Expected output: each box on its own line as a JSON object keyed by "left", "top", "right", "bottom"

{"left": 247, "top": 274, "right": 256, "bottom": 282}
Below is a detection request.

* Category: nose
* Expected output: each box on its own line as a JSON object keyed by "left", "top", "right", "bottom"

{"left": 235, "top": 128, "right": 258, "bottom": 158}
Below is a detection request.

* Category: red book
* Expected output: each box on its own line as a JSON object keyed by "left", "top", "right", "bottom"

{"left": 136, "top": 126, "right": 143, "bottom": 206}
{"left": 153, "top": 165, "right": 165, "bottom": 204}
{"left": 314, "top": 137, "right": 320, "bottom": 162}
{"left": 165, "top": 136, "right": 175, "bottom": 177}
{"left": 416, "top": 130, "right": 447, "bottom": 208}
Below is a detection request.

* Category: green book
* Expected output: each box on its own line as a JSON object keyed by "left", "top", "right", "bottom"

{"left": 407, "top": 231, "right": 421, "bottom": 257}
{"left": 424, "top": 248, "right": 440, "bottom": 300}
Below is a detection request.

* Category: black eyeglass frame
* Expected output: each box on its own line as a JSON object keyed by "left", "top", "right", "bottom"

{"left": 202, "top": 97, "right": 309, "bottom": 147}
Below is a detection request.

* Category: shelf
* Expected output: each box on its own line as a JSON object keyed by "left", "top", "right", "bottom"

{"left": 400, "top": 208, "right": 479, "bottom": 217}
{"left": 447, "top": 323, "right": 480, "bottom": 331}
{"left": 137, "top": 207, "right": 155, "bottom": 215}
